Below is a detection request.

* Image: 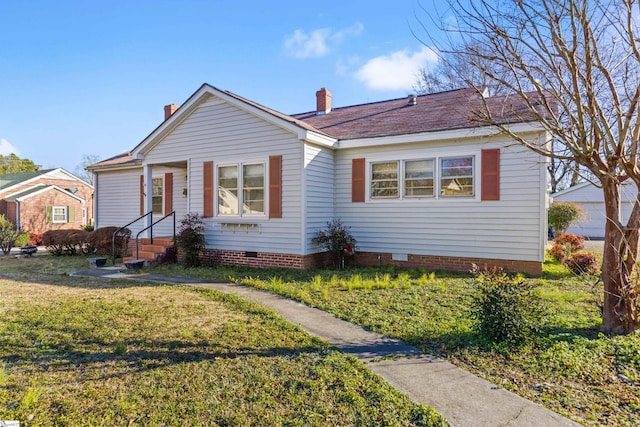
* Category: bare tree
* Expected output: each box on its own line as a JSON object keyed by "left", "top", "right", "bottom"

{"left": 414, "top": 43, "right": 581, "bottom": 193}
{"left": 418, "top": 0, "right": 640, "bottom": 333}
{"left": 74, "top": 154, "right": 101, "bottom": 185}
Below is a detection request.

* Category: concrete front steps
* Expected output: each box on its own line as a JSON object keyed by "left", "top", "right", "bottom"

{"left": 123, "top": 237, "right": 174, "bottom": 266}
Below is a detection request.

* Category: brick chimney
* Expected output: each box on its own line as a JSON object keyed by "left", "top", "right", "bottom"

{"left": 164, "top": 104, "right": 179, "bottom": 120}
{"left": 316, "top": 88, "right": 332, "bottom": 115}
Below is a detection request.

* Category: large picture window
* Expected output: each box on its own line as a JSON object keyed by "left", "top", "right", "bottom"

{"left": 217, "top": 162, "right": 265, "bottom": 216}
{"left": 151, "top": 177, "right": 163, "bottom": 214}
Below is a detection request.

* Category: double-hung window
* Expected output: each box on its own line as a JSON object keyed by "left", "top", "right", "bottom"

{"left": 440, "top": 156, "right": 474, "bottom": 197}
{"left": 404, "top": 159, "right": 434, "bottom": 197}
{"left": 371, "top": 161, "right": 399, "bottom": 198}
{"left": 52, "top": 206, "right": 68, "bottom": 223}
{"left": 151, "top": 177, "right": 163, "bottom": 214}
{"left": 217, "top": 162, "right": 265, "bottom": 216}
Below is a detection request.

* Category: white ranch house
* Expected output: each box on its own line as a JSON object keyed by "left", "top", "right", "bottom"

{"left": 88, "top": 84, "right": 550, "bottom": 274}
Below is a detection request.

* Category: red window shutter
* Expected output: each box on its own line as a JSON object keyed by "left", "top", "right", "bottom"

{"left": 139, "top": 175, "right": 144, "bottom": 215}
{"left": 203, "top": 161, "right": 214, "bottom": 217}
{"left": 269, "top": 155, "right": 282, "bottom": 218}
{"left": 352, "top": 158, "right": 365, "bottom": 203}
{"left": 481, "top": 149, "right": 500, "bottom": 201}
{"left": 164, "top": 172, "right": 173, "bottom": 214}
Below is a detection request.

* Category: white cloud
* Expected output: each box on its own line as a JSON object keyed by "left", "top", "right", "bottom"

{"left": 0, "top": 138, "right": 20, "bottom": 156}
{"left": 354, "top": 46, "right": 439, "bottom": 91}
{"left": 284, "top": 22, "right": 364, "bottom": 59}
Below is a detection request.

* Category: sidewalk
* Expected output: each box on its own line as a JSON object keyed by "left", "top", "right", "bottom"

{"left": 72, "top": 267, "right": 582, "bottom": 427}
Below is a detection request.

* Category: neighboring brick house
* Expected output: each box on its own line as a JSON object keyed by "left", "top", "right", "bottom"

{"left": 0, "top": 168, "right": 94, "bottom": 234}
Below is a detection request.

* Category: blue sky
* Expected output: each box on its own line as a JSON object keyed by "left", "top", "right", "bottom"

{"left": 0, "top": 1, "right": 441, "bottom": 173}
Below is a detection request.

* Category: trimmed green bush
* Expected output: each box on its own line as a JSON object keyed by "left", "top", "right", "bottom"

{"left": 548, "top": 202, "right": 583, "bottom": 237}
{"left": 470, "top": 265, "right": 544, "bottom": 347}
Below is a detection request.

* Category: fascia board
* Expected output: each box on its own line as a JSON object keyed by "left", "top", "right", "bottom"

{"left": 337, "top": 122, "right": 547, "bottom": 150}
{"left": 300, "top": 130, "right": 338, "bottom": 148}
{"left": 88, "top": 162, "right": 143, "bottom": 173}
{"left": 9, "top": 185, "right": 85, "bottom": 203}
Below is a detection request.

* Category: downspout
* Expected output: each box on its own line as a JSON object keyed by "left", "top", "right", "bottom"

{"left": 15, "top": 201, "right": 20, "bottom": 231}
{"left": 93, "top": 173, "right": 99, "bottom": 228}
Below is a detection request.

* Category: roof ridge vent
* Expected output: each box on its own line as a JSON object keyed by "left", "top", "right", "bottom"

{"left": 407, "top": 94, "right": 417, "bottom": 106}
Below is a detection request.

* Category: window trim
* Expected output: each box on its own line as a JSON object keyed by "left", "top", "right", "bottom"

{"left": 215, "top": 161, "right": 267, "bottom": 217}
{"left": 365, "top": 153, "right": 479, "bottom": 202}
{"left": 52, "top": 206, "right": 68, "bottom": 223}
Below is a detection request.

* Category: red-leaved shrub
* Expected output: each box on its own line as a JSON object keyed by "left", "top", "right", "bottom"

{"left": 28, "top": 233, "right": 43, "bottom": 246}
{"left": 565, "top": 252, "right": 600, "bottom": 275}
{"left": 548, "top": 243, "right": 567, "bottom": 263}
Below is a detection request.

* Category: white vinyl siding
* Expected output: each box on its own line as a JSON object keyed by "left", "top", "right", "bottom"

{"left": 333, "top": 136, "right": 547, "bottom": 262}
{"left": 142, "top": 95, "right": 303, "bottom": 254}
{"left": 303, "top": 143, "right": 335, "bottom": 254}
{"left": 94, "top": 166, "right": 187, "bottom": 237}
{"left": 94, "top": 168, "right": 145, "bottom": 235}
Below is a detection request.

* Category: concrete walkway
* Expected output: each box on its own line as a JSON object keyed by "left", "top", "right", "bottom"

{"left": 72, "top": 267, "right": 582, "bottom": 427}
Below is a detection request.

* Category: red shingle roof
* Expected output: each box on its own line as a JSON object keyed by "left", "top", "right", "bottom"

{"left": 87, "top": 152, "right": 140, "bottom": 170}
{"left": 292, "top": 88, "right": 541, "bottom": 139}
{"left": 90, "top": 86, "right": 543, "bottom": 169}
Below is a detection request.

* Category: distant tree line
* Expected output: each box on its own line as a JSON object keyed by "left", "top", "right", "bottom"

{"left": 0, "top": 153, "right": 38, "bottom": 174}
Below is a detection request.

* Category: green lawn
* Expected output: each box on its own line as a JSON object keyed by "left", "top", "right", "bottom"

{"left": 149, "top": 258, "right": 640, "bottom": 427}
{"left": 0, "top": 256, "right": 445, "bottom": 426}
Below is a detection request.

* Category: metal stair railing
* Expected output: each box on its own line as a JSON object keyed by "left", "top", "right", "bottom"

{"left": 134, "top": 211, "right": 176, "bottom": 261}
{"left": 112, "top": 212, "right": 152, "bottom": 265}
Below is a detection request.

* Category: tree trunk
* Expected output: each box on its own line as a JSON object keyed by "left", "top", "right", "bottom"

{"left": 601, "top": 178, "right": 640, "bottom": 333}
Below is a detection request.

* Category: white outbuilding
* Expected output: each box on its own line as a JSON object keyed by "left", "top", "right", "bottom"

{"left": 551, "top": 181, "right": 637, "bottom": 239}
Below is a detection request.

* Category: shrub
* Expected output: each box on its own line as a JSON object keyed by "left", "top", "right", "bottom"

{"left": 175, "top": 213, "right": 205, "bottom": 267}
{"left": 565, "top": 252, "right": 600, "bottom": 275}
{"left": 549, "top": 233, "right": 585, "bottom": 262}
{"left": 0, "top": 215, "right": 22, "bottom": 255}
{"left": 548, "top": 202, "right": 584, "bottom": 238}
{"left": 28, "top": 233, "right": 43, "bottom": 246}
{"left": 470, "top": 265, "right": 544, "bottom": 347}
{"left": 86, "top": 226, "right": 131, "bottom": 257}
{"left": 15, "top": 232, "right": 30, "bottom": 247}
{"left": 312, "top": 218, "right": 357, "bottom": 269}
{"left": 548, "top": 243, "right": 567, "bottom": 263}
{"left": 42, "top": 230, "right": 88, "bottom": 255}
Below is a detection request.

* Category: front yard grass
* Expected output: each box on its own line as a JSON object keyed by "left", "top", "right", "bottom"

{"left": 0, "top": 256, "right": 445, "bottom": 426}
{"left": 149, "top": 258, "right": 640, "bottom": 427}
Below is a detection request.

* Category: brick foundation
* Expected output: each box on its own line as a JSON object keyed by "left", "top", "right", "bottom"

{"left": 191, "top": 248, "right": 541, "bottom": 275}
{"left": 353, "top": 252, "right": 542, "bottom": 275}
{"left": 198, "top": 248, "right": 329, "bottom": 269}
